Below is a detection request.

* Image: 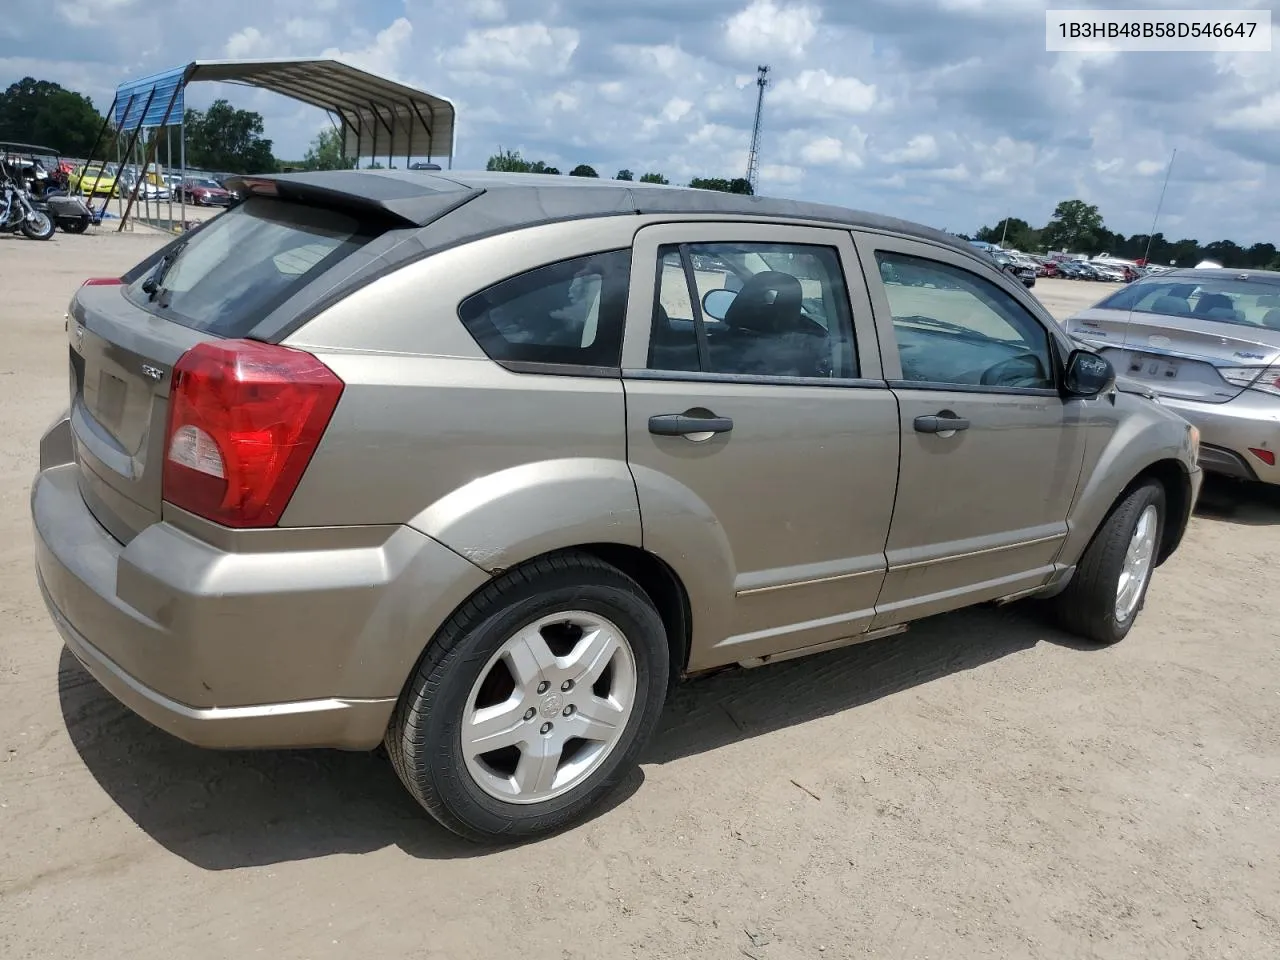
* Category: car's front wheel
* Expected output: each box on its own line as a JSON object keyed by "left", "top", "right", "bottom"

{"left": 387, "top": 552, "right": 670, "bottom": 843}
{"left": 1051, "top": 480, "right": 1166, "bottom": 644}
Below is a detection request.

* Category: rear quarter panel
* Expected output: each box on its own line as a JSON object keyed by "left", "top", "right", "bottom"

{"left": 279, "top": 218, "right": 648, "bottom": 569}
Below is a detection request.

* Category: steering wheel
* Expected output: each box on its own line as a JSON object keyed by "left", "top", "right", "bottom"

{"left": 981, "top": 352, "right": 1049, "bottom": 388}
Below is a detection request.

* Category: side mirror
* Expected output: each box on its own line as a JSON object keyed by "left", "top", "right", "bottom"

{"left": 702, "top": 288, "right": 737, "bottom": 321}
{"left": 1064, "top": 348, "right": 1115, "bottom": 397}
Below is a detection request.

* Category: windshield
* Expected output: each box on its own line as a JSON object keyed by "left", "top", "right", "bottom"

{"left": 1096, "top": 276, "right": 1280, "bottom": 330}
{"left": 124, "top": 196, "right": 374, "bottom": 337}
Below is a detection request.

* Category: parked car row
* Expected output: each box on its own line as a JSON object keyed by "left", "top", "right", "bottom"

{"left": 34, "top": 170, "right": 1203, "bottom": 843}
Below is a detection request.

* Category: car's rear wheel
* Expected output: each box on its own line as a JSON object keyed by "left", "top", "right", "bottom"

{"left": 1052, "top": 480, "right": 1165, "bottom": 644}
{"left": 386, "top": 551, "right": 669, "bottom": 843}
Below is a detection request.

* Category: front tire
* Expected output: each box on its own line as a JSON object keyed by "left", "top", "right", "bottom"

{"left": 387, "top": 551, "right": 670, "bottom": 843}
{"left": 21, "top": 210, "right": 55, "bottom": 240}
{"left": 1052, "top": 480, "right": 1166, "bottom": 644}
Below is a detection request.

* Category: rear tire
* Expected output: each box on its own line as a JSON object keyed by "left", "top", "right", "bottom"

{"left": 387, "top": 551, "right": 669, "bottom": 843}
{"left": 1052, "top": 480, "right": 1166, "bottom": 644}
{"left": 61, "top": 216, "right": 90, "bottom": 234}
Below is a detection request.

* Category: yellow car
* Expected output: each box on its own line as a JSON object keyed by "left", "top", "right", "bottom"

{"left": 69, "top": 162, "right": 118, "bottom": 196}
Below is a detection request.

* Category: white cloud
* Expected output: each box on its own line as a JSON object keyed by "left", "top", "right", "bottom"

{"left": 1134, "top": 159, "right": 1165, "bottom": 176}
{"left": 323, "top": 17, "right": 414, "bottom": 77}
{"left": 224, "top": 26, "right": 271, "bottom": 59}
{"left": 55, "top": 0, "right": 136, "bottom": 27}
{"left": 799, "top": 135, "right": 863, "bottom": 169}
{"left": 725, "top": 0, "right": 819, "bottom": 59}
{"left": 445, "top": 23, "right": 580, "bottom": 74}
{"left": 662, "top": 98, "right": 693, "bottom": 123}
{"left": 761, "top": 163, "right": 804, "bottom": 184}
{"left": 1217, "top": 93, "right": 1280, "bottom": 132}
{"left": 883, "top": 134, "right": 938, "bottom": 164}
{"left": 772, "top": 69, "right": 876, "bottom": 117}
{"left": 466, "top": 0, "right": 506, "bottom": 22}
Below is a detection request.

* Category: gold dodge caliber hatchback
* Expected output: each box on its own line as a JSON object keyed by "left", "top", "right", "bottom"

{"left": 34, "top": 171, "right": 1202, "bottom": 842}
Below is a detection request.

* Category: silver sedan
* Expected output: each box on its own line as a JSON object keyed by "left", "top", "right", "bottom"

{"left": 1065, "top": 268, "right": 1280, "bottom": 486}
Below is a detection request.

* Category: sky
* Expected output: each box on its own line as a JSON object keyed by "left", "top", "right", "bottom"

{"left": 2, "top": 0, "right": 1278, "bottom": 244}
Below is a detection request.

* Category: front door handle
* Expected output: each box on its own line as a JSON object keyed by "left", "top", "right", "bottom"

{"left": 913, "top": 412, "right": 971, "bottom": 434}
{"left": 648, "top": 413, "right": 734, "bottom": 438}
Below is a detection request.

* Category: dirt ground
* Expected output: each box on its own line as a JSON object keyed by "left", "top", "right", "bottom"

{"left": 1, "top": 230, "right": 1277, "bottom": 960}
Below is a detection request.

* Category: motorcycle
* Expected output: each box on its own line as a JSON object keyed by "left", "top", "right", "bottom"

{"left": 0, "top": 166, "right": 55, "bottom": 240}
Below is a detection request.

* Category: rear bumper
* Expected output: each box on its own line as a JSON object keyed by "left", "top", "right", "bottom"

{"left": 32, "top": 415, "right": 491, "bottom": 750}
{"left": 1159, "top": 392, "right": 1280, "bottom": 486}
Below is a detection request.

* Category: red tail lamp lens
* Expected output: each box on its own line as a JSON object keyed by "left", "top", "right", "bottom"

{"left": 162, "top": 339, "right": 344, "bottom": 528}
{"left": 1248, "top": 448, "right": 1276, "bottom": 467}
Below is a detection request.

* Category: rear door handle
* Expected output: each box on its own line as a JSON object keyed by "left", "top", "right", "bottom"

{"left": 913, "top": 413, "right": 970, "bottom": 434}
{"left": 648, "top": 414, "right": 734, "bottom": 437}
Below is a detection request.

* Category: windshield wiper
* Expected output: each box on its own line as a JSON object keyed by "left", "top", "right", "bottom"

{"left": 141, "top": 239, "right": 187, "bottom": 301}
{"left": 894, "top": 314, "right": 1002, "bottom": 343}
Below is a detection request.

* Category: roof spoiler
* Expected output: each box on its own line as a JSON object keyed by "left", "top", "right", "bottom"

{"left": 224, "top": 172, "right": 482, "bottom": 228}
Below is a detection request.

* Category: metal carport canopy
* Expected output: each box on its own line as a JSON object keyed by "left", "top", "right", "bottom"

{"left": 115, "top": 58, "right": 456, "bottom": 163}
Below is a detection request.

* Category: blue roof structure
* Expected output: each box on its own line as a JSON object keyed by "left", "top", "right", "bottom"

{"left": 114, "top": 65, "right": 189, "bottom": 129}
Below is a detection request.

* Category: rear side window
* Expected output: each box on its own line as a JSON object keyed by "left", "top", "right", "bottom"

{"left": 457, "top": 250, "right": 631, "bottom": 370}
{"left": 124, "top": 197, "right": 374, "bottom": 337}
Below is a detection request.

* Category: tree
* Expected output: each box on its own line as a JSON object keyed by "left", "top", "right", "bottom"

{"left": 302, "top": 128, "right": 354, "bottom": 171}
{"left": 689, "top": 176, "right": 753, "bottom": 195}
{"left": 484, "top": 150, "right": 563, "bottom": 174}
{"left": 975, "top": 217, "right": 1041, "bottom": 251}
{"left": 0, "top": 77, "right": 112, "bottom": 156}
{"left": 486, "top": 148, "right": 531, "bottom": 172}
{"left": 569, "top": 164, "right": 599, "bottom": 177}
{"left": 639, "top": 172, "right": 669, "bottom": 184}
{"left": 1040, "top": 199, "right": 1105, "bottom": 253}
{"left": 1246, "top": 242, "right": 1277, "bottom": 269}
{"left": 615, "top": 169, "right": 634, "bottom": 181}
{"left": 184, "top": 100, "right": 276, "bottom": 173}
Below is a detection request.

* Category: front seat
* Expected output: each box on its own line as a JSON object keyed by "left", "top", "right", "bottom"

{"left": 722, "top": 271, "right": 805, "bottom": 335}
{"left": 717, "top": 271, "right": 825, "bottom": 377}
{"left": 1260, "top": 309, "right": 1280, "bottom": 331}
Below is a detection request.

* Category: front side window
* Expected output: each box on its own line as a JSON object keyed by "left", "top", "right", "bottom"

{"left": 1097, "top": 277, "right": 1280, "bottom": 330}
{"left": 457, "top": 250, "right": 630, "bottom": 369}
{"left": 876, "top": 251, "right": 1055, "bottom": 390}
{"left": 648, "top": 241, "right": 858, "bottom": 379}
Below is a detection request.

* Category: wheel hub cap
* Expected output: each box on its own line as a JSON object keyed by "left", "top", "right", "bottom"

{"left": 1115, "top": 504, "right": 1158, "bottom": 623}
{"left": 461, "top": 611, "right": 638, "bottom": 804}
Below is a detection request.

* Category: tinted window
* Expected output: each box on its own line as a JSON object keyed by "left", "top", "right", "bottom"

{"left": 876, "top": 251, "right": 1054, "bottom": 390}
{"left": 1097, "top": 277, "right": 1280, "bottom": 330}
{"left": 124, "top": 197, "right": 373, "bottom": 337}
{"left": 458, "top": 250, "right": 630, "bottom": 369}
{"left": 649, "top": 241, "right": 857, "bottom": 379}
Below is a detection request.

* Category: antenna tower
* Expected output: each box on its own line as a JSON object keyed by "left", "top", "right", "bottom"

{"left": 745, "top": 65, "right": 770, "bottom": 192}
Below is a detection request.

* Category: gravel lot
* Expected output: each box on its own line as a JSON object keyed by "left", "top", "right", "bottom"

{"left": 1, "top": 230, "right": 1277, "bottom": 960}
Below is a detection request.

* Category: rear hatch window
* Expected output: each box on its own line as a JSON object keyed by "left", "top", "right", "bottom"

{"left": 124, "top": 197, "right": 372, "bottom": 338}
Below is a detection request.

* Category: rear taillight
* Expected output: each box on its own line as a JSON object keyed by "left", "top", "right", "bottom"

{"left": 1220, "top": 365, "right": 1280, "bottom": 397}
{"left": 162, "top": 340, "right": 344, "bottom": 528}
{"left": 82, "top": 277, "right": 123, "bottom": 286}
